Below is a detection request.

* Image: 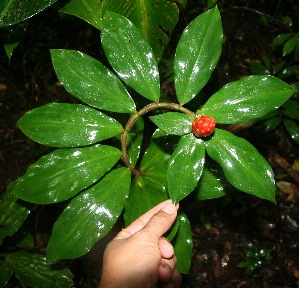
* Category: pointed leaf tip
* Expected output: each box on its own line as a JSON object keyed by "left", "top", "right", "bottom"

{"left": 101, "top": 11, "right": 160, "bottom": 102}
{"left": 205, "top": 129, "right": 276, "bottom": 202}
{"left": 174, "top": 6, "right": 222, "bottom": 105}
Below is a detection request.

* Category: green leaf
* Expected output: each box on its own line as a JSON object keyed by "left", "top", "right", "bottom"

{"left": 168, "top": 134, "right": 205, "bottom": 203}
{"left": 284, "top": 105, "right": 299, "bottom": 120}
{"left": 127, "top": 134, "right": 143, "bottom": 167}
{"left": 17, "top": 103, "right": 123, "bottom": 148}
{"left": 0, "top": 259, "right": 13, "bottom": 287}
{"left": 201, "top": 75, "right": 295, "bottom": 124}
{"left": 174, "top": 6, "right": 222, "bottom": 105}
{"left": 261, "top": 117, "right": 281, "bottom": 133}
{"left": 124, "top": 141, "right": 169, "bottom": 225}
{"left": 0, "top": 181, "right": 31, "bottom": 245}
{"left": 204, "top": 129, "right": 276, "bottom": 202}
{"left": 125, "top": 176, "right": 169, "bottom": 226}
{"left": 60, "top": 0, "right": 183, "bottom": 61}
{"left": 166, "top": 217, "right": 179, "bottom": 242}
{"left": 196, "top": 160, "right": 228, "bottom": 200}
{"left": 150, "top": 112, "right": 193, "bottom": 136}
{"left": 13, "top": 145, "right": 121, "bottom": 204}
{"left": 283, "top": 119, "right": 299, "bottom": 145}
{"left": 6, "top": 252, "right": 73, "bottom": 288}
{"left": 3, "top": 22, "right": 27, "bottom": 61}
{"left": 0, "top": 0, "right": 59, "bottom": 27}
{"left": 59, "top": 0, "right": 102, "bottom": 30}
{"left": 261, "top": 55, "right": 271, "bottom": 69}
{"left": 249, "top": 61, "right": 269, "bottom": 75}
{"left": 51, "top": 49, "right": 135, "bottom": 113}
{"left": 47, "top": 168, "right": 131, "bottom": 261}
{"left": 282, "top": 36, "right": 298, "bottom": 56}
{"left": 99, "top": 0, "right": 182, "bottom": 61}
{"left": 278, "top": 65, "right": 299, "bottom": 79}
{"left": 272, "top": 33, "right": 293, "bottom": 48}
{"left": 140, "top": 140, "right": 170, "bottom": 176}
{"left": 127, "top": 117, "right": 144, "bottom": 167}
{"left": 172, "top": 212, "right": 192, "bottom": 274}
{"left": 281, "top": 16, "right": 293, "bottom": 27}
{"left": 101, "top": 11, "right": 160, "bottom": 102}
{"left": 15, "top": 230, "right": 34, "bottom": 249}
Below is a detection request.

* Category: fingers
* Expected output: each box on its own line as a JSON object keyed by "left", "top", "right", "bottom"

{"left": 159, "top": 237, "right": 174, "bottom": 259}
{"left": 158, "top": 257, "right": 182, "bottom": 288}
{"left": 117, "top": 200, "right": 178, "bottom": 239}
{"left": 159, "top": 268, "right": 182, "bottom": 288}
{"left": 142, "top": 202, "right": 178, "bottom": 240}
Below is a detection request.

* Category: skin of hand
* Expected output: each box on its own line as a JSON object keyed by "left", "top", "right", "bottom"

{"left": 98, "top": 200, "right": 182, "bottom": 288}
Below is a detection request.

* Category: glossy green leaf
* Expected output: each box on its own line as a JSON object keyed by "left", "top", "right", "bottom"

{"left": 196, "top": 161, "right": 228, "bottom": 200}
{"left": 13, "top": 145, "right": 121, "bottom": 204}
{"left": 0, "top": 259, "right": 13, "bottom": 287}
{"left": 6, "top": 252, "right": 73, "bottom": 287}
{"left": 59, "top": 0, "right": 102, "bottom": 30}
{"left": 168, "top": 133, "right": 205, "bottom": 203}
{"left": 204, "top": 128, "right": 276, "bottom": 202}
{"left": 127, "top": 134, "right": 143, "bottom": 167}
{"left": 0, "top": 181, "right": 31, "bottom": 245}
{"left": 124, "top": 141, "right": 169, "bottom": 225}
{"left": 101, "top": 11, "right": 160, "bottom": 102}
{"left": 99, "top": 0, "right": 182, "bottom": 61}
{"left": 172, "top": 212, "right": 192, "bottom": 274}
{"left": 283, "top": 119, "right": 299, "bottom": 145}
{"left": 174, "top": 6, "right": 222, "bottom": 105}
{"left": 140, "top": 140, "right": 170, "bottom": 175}
{"left": 150, "top": 112, "right": 193, "bottom": 136}
{"left": 51, "top": 49, "right": 135, "bottom": 113}
{"left": 0, "top": 0, "right": 59, "bottom": 27}
{"left": 201, "top": 75, "right": 295, "bottom": 124}
{"left": 125, "top": 176, "right": 169, "bottom": 226}
{"left": 47, "top": 168, "right": 131, "bottom": 260}
{"left": 17, "top": 103, "right": 123, "bottom": 148}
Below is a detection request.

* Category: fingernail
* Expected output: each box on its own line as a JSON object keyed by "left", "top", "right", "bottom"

{"left": 162, "top": 203, "right": 176, "bottom": 214}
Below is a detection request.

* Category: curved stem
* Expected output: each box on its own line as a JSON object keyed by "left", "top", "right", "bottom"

{"left": 121, "top": 102, "right": 195, "bottom": 176}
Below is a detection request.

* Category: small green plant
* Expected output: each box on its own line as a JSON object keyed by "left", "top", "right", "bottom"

{"left": 238, "top": 245, "right": 272, "bottom": 275}
{"left": 249, "top": 25, "right": 299, "bottom": 144}
{"left": 0, "top": 4, "right": 295, "bottom": 284}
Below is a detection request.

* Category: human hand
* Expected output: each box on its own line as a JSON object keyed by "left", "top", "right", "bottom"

{"left": 98, "top": 200, "right": 181, "bottom": 288}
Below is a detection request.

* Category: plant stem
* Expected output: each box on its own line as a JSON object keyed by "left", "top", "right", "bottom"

{"left": 121, "top": 102, "right": 195, "bottom": 176}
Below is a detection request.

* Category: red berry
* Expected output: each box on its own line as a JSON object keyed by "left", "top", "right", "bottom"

{"left": 192, "top": 116, "right": 216, "bottom": 137}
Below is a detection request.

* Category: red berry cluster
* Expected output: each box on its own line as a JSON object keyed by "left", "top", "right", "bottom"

{"left": 192, "top": 115, "right": 216, "bottom": 137}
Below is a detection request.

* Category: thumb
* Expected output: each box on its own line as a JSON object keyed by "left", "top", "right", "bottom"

{"left": 142, "top": 202, "right": 178, "bottom": 240}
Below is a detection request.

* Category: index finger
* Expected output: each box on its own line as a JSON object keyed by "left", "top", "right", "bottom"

{"left": 121, "top": 200, "right": 173, "bottom": 237}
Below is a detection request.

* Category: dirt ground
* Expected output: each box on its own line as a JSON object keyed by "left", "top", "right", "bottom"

{"left": 1, "top": 1, "right": 299, "bottom": 287}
